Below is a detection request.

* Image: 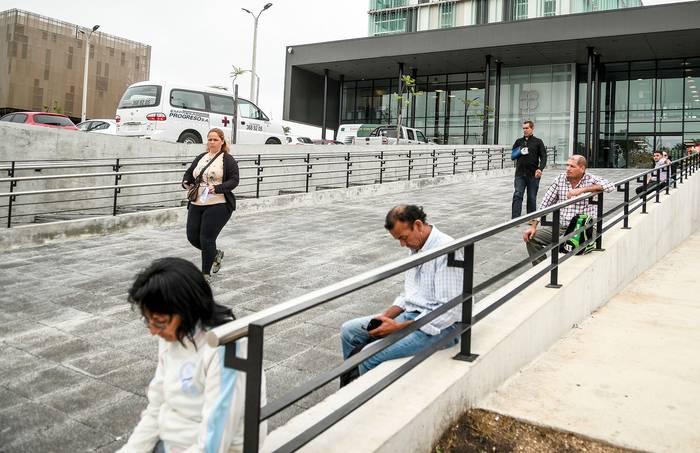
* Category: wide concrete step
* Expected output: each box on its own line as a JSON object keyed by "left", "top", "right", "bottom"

{"left": 479, "top": 232, "right": 700, "bottom": 453}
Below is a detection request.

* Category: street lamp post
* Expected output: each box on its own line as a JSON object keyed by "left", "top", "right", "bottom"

{"left": 79, "top": 24, "right": 100, "bottom": 122}
{"left": 241, "top": 3, "right": 272, "bottom": 104}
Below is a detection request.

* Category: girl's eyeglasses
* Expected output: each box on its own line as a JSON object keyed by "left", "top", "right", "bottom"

{"left": 143, "top": 315, "right": 171, "bottom": 331}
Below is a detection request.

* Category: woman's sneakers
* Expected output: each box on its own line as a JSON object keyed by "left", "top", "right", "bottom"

{"left": 212, "top": 249, "right": 225, "bottom": 274}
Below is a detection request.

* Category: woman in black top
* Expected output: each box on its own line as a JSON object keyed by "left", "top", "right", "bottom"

{"left": 182, "top": 128, "right": 239, "bottom": 278}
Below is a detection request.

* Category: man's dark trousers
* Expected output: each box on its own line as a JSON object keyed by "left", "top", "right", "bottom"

{"left": 512, "top": 174, "right": 540, "bottom": 219}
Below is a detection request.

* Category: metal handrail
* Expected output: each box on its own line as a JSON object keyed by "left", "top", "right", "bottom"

{"left": 0, "top": 146, "right": 556, "bottom": 228}
{"left": 209, "top": 152, "right": 698, "bottom": 453}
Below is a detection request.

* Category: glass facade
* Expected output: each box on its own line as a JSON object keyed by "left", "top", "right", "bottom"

{"left": 440, "top": 2, "right": 456, "bottom": 28}
{"left": 577, "top": 58, "right": 700, "bottom": 168}
{"left": 340, "top": 63, "right": 573, "bottom": 150}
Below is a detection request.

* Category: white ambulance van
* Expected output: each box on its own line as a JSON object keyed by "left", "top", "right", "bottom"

{"left": 115, "top": 81, "right": 286, "bottom": 144}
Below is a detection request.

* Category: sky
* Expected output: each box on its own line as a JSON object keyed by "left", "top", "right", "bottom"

{"left": 5, "top": 0, "right": 690, "bottom": 137}
{"left": 9, "top": 0, "right": 367, "bottom": 137}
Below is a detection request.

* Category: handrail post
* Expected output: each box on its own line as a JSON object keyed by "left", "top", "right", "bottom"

{"left": 553, "top": 146, "right": 557, "bottom": 165}
{"left": 431, "top": 149, "right": 436, "bottom": 178}
{"left": 501, "top": 147, "right": 505, "bottom": 169}
{"left": 453, "top": 244, "right": 478, "bottom": 362}
{"left": 452, "top": 149, "right": 457, "bottom": 175}
{"left": 242, "top": 323, "right": 264, "bottom": 453}
{"left": 654, "top": 168, "right": 661, "bottom": 203}
{"left": 595, "top": 192, "right": 604, "bottom": 250}
{"left": 7, "top": 161, "right": 16, "bottom": 228}
{"left": 666, "top": 164, "right": 671, "bottom": 195}
{"left": 546, "top": 209, "right": 563, "bottom": 288}
{"left": 471, "top": 149, "right": 475, "bottom": 173}
{"left": 486, "top": 148, "right": 491, "bottom": 171}
{"left": 679, "top": 159, "right": 684, "bottom": 184}
{"left": 379, "top": 150, "right": 384, "bottom": 184}
{"left": 407, "top": 150, "right": 412, "bottom": 181}
{"left": 684, "top": 156, "right": 689, "bottom": 179}
{"left": 255, "top": 154, "right": 262, "bottom": 198}
{"left": 112, "top": 158, "right": 121, "bottom": 216}
{"left": 345, "top": 152, "right": 351, "bottom": 188}
{"left": 622, "top": 181, "right": 631, "bottom": 229}
{"left": 305, "top": 153, "right": 311, "bottom": 193}
{"left": 641, "top": 173, "right": 648, "bottom": 214}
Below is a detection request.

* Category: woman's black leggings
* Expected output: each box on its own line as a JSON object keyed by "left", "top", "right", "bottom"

{"left": 186, "top": 203, "right": 232, "bottom": 274}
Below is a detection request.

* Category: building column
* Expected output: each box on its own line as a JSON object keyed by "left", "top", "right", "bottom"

{"left": 397, "top": 62, "right": 405, "bottom": 126}
{"left": 592, "top": 54, "right": 602, "bottom": 167}
{"left": 482, "top": 54, "right": 491, "bottom": 144}
{"left": 494, "top": 60, "right": 502, "bottom": 144}
{"left": 322, "top": 68, "right": 329, "bottom": 140}
{"left": 334, "top": 74, "right": 344, "bottom": 140}
{"left": 584, "top": 47, "right": 594, "bottom": 160}
{"left": 410, "top": 68, "right": 417, "bottom": 128}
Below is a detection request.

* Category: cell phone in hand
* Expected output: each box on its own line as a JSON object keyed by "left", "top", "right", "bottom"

{"left": 366, "top": 318, "right": 382, "bottom": 331}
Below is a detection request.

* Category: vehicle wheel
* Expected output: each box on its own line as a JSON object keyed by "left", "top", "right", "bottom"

{"left": 265, "top": 137, "right": 281, "bottom": 144}
{"left": 178, "top": 131, "right": 201, "bottom": 144}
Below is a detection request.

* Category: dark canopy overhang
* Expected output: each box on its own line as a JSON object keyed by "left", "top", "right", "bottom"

{"left": 283, "top": 2, "right": 700, "bottom": 128}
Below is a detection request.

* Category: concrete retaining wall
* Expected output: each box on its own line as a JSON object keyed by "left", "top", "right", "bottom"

{"left": 0, "top": 122, "right": 512, "bottom": 226}
{"left": 0, "top": 167, "right": 514, "bottom": 250}
{"left": 262, "top": 174, "right": 700, "bottom": 452}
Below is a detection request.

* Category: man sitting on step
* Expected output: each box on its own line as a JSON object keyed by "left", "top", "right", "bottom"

{"left": 340, "top": 205, "right": 463, "bottom": 376}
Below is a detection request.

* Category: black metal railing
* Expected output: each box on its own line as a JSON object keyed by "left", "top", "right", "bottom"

{"left": 0, "top": 146, "right": 557, "bottom": 228}
{"left": 205, "top": 153, "right": 699, "bottom": 453}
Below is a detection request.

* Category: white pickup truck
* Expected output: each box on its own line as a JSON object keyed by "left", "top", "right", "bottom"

{"left": 352, "top": 125, "right": 429, "bottom": 145}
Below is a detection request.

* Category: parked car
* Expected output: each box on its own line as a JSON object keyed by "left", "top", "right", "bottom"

{"left": 116, "top": 81, "right": 286, "bottom": 144}
{"left": 312, "top": 139, "right": 343, "bottom": 145}
{"left": 287, "top": 136, "right": 314, "bottom": 145}
{"left": 76, "top": 119, "right": 117, "bottom": 134}
{"left": 0, "top": 112, "right": 78, "bottom": 130}
{"left": 353, "top": 125, "right": 428, "bottom": 145}
{"left": 336, "top": 123, "right": 382, "bottom": 145}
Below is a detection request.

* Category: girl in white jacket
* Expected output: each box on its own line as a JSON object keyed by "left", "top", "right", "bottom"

{"left": 118, "top": 257, "right": 266, "bottom": 453}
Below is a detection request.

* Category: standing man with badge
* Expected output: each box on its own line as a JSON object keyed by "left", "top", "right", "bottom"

{"left": 511, "top": 120, "right": 547, "bottom": 219}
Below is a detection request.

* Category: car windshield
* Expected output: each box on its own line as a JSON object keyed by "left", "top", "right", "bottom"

{"left": 118, "top": 85, "right": 161, "bottom": 109}
{"left": 34, "top": 114, "right": 75, "bottom": 126}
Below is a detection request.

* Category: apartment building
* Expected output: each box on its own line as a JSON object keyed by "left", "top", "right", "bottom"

{"left": 0, "top": 9, "right": 151, "bottom": 120}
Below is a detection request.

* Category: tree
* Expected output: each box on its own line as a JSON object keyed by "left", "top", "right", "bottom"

{"left": 392, "top": 75, "right": 423, "bottom": 144}
{"left": 228, "top": 66, "right": 250, "bottom": 144}
{"left": 229, "top": 66, "right": 250, "bottom": 87}
{"left": 43, "top": 100, "right": 63, "bottom": 114}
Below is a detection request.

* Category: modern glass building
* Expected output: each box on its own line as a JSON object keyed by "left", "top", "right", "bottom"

{"left": 368, "top": 0, "right": 641, "bottom": 36}
{"left": 282, "top": 2, "right": 700, "bottom": 168}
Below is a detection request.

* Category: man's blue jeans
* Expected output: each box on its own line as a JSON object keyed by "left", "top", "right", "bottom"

{"left": 512, "top": 174, "right": 540, "bottom": 219}
{"left": 340, "top": 311, "right": 458, "bottom": 374}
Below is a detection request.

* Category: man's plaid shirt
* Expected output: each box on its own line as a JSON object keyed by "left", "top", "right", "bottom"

{"left": 539, "top": 172, "right": 615, "bottom": 226}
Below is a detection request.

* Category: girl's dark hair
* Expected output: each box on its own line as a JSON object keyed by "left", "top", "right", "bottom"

{"left": 128, "top": 257, "right": 234, "bottom": 345}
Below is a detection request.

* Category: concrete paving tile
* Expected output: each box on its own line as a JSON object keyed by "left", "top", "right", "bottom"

{"left": 3, "top": 325, "right": 76, "bottom": 352}
{"left": 265, "top": 365, "right": 315, "bottom": 402}
{"left": 76, "top": 394, "right": 147, "bottom": 438}
{"left": 101, "top": 359, "right": 157, "bottom": 396}
{"left": 263, "top": 336, "right": 312, "bottom": 364}
{"left": 35, "top": 379, "right": 131, "bottom": 416}
{"left": 31, "top": 337, "right": 100, "bottom": 363}
{"left": 275, "top": 324, "right": 339, "bottom": 348}
{"left": 0, "top": 401, "right": 68, "bottom": 446}
{"left": 65, "top": 349, "right": 142, "bottom": 378}
{"left": 280, "top": 347, "right": 342, "bottom": 374}
{"left": 0, "top": 346, "right": 55, "bottom": 385}
{"left": 7, "top": 365, "right": 91, "bottom": 399}
{"left": 4, "top": 418, "right": 113, "bottom": 453}
{"left": 0, "top": 386, "right": 29, "bottom": 411}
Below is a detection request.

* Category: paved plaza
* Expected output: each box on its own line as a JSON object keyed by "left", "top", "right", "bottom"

{"left": 0, "top": 169, "right": 634, "bottom": 452}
